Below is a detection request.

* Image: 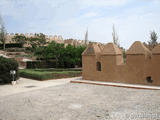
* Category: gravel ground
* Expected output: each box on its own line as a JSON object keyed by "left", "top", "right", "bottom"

{"left": 0, "top": 82, "right": 160, "bottom": 120}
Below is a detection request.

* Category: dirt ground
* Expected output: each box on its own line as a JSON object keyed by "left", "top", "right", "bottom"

{"left": 0, "top": 79, "right": 160, "bottom": 120}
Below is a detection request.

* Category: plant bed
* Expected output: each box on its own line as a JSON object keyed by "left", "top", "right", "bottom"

{"left": 19, "top": 69, "right": 82, "bottom": 80}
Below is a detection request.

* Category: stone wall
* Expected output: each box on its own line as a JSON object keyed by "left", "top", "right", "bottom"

{"left": 82, "top": 41, "right": 160, "bottom": 86}
{"left": 4, "top": 33, "right": 87, "bottom": 47}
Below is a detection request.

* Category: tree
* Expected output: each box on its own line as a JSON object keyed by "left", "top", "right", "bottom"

{"left": 28, "top": 33, "right": 46, "bottom": 51}
{"left": 34, "top": 41, "right": 86, "bottom": 68}
{"left": 34, "top": 46, "right": 46, "bottom": 60}
{"left": 0, "top": 15, "right": 6, "bottom": 50}
{"left": 40, "top": 41, "right": 65, "bottom": 67}
{"left": 62, "top": 44, "right": 77, "bottom": 67}
{"left": 112, "top": 24, "right": 120, "bottom": 47}
{"left": 12, "top": 33, "right": 27, "bottom": 47}
{"left": 148, "top": 30, "right": 158, "bottom": 50}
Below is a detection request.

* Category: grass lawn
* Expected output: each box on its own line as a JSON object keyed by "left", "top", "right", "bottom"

{"left": 19, "top": 68, "right": 82, "bottom": 80}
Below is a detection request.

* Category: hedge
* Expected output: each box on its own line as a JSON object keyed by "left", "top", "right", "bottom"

{"left": 0, "top": 56, "right": 19, "bottom": 84}
{"left": 19, "top": 69, "right": 81, "bottom": 80}
{"left": 26, "top": 60, "right": 78, "bottom": 69}
{"left": 26, "top": 61, "right": 57, "bottom": 69}
{"left": 0, "top": 43, "right": 22, "bottom": 49}
{"left": 19, "top": 71, "right": 53, "bottom": 80}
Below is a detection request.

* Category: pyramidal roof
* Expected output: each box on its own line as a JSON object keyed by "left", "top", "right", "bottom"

{"left": 127, "top": 41, "right": 151, "bottom": 55}
{"left": 102, "top": 43, "right": 122, "bottom": 55}
{"left": 98, "top": 44, "right": 104, "bottom": 51}
{"left": 82, "top": 43, "right": 101, "bottom": 55}
{"left": 152, "top": 44, "right": 160, "bottom": 54}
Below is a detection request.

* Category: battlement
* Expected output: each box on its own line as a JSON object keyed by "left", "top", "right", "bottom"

{"left": 82, "top": 41, "right": 160, "bottom": 86}
{"left": 4, "top": 33, "right": 87, "bottom": 47}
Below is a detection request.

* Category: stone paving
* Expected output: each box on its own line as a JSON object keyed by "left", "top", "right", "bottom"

{"left": 0, "top": 79, "right": 160, "bottom": 120}
{"left": 0, "top": 77, "right": 80, "bottom": 97}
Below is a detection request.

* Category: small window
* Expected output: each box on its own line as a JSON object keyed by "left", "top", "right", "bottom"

{"left": 96, "top": 62, "right": 101, "bottom": 71}
{"left": 146, "top": 76, "right": 153, "bottom": 83}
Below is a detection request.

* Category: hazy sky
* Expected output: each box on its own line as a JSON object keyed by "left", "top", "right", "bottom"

{"left": 0, "top": 0, "right": 160, "bottom": 48}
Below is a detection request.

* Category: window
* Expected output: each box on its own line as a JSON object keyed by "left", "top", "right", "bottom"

{"left": 96, "top": 62, "right": 101, "bottom": 71}
{"left": 146, "top": 76, "right": 153, "bottom": 83}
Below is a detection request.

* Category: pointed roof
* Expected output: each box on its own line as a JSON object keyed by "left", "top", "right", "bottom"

{"left": 152, "top": 44, "right": 160, "bottom": 54}
{"left": 127, "top": 41, "right": 151, "bottom": 55}
{"left": 98, "top": 44, "right": 104, "bottom": 51}
{"left": 82, "top": 43, "right": 101, "bottom": 56}
{"left": 102, "top": 43, "right": 122, "bottom": 55}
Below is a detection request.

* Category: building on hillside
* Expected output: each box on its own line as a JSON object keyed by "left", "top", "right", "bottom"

{"left": 82, "top": 41, "right": 160, "bottom": 86}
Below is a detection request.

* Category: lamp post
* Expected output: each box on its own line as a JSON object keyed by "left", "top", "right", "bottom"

{"left": 10, "top": 70, "right": 16, "bottom": 85}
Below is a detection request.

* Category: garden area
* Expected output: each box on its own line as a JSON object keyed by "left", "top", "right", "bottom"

{"left": 0, "top": 55, "right": 82, "bottom": 84}
{"left": 19, "top": 68, "right": 82, "bottom": 80}
{"left": 0, "top": 33, "right": 86, "bottom": 84}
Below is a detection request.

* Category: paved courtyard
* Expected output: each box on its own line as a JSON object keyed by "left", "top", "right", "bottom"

{"left": 0, "top": 78, "right": 160, "bottom": 120}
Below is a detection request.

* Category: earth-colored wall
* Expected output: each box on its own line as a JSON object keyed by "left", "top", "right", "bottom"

{"left": 4, "top": 33, "right": 87, "bottom": 47}
{"left": 82, "top": 41, "right": 160, "bottom": 86}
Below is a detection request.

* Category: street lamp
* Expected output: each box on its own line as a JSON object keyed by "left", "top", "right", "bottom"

{"left": 10, "top": 70, "right": 16, "bottom": 85}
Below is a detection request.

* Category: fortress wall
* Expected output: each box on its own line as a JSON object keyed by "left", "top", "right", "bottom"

{"left": 82, "top": 41, "right": 160, "bottom": 86}
{"left": 82, "top": 55, "right": 100, "bottom": 80}
{"left": 100, "top": 55, "right": 118, "bottom": 82}
{"left": 150, "top": 55, "right": 160, "bottom": 85}
{"left": 4, "top": 33, "right": 86, "bottom": 46}
{"left": 125, "top": 55, "right": 146, "bottom": 84}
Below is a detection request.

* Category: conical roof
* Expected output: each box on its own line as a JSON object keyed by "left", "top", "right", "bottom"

{"left": 127, "top": 41, "right": 151, "bottom": 55}
{"left": 82, "top": 43, "right": 101, "bottom": 55}
{"left": 152, "top": 44, "right": 160, "bottom": 54}
{"left": 102, "top": 43, "right": 122, "bottom": 55}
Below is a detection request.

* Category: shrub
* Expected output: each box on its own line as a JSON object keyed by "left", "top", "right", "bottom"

{"left": 0, "top": 56, "right": 19, "bottom": 84}
{"left": 0, "top": 43, "right": 22, "bottom": 49}
{"left": 19, "top": 71, "right": 53, "bottom": 80}
{"left": 6, "top": 48, "right": 26, "bottom": 52}
{"left": 19, "top": 69, "right": 82, "bottom": 80}
{"left": 26, "top": 60, "right": 56, "bottom": 69}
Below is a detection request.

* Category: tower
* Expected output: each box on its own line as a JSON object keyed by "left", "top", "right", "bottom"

{"left": 126, "top": 41, "right": 151, "bottom": 84}
{"left": 82, "top": 43, "right": 101, "bottom": 80}
{"left": 150, "top": 44, "right": 160, "bottom": 85}
{"left": 101, "top": 43, "right": 123, "bottom": 81}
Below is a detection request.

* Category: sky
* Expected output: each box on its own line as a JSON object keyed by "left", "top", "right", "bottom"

{"left": 0, "top": 0, "right": 160, "bottom": 48}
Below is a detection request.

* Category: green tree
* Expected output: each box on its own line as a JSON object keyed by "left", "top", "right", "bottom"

{"left": 76, "top": 45, "right": 86, "bottom": 66}
{"left": 148, "top": 30, "right": 158, "bottom": 50}
{"left": 63, "top": 45, "right": 77, "bottom": 67}
{"left": 12, "top": 34, "right": 27, "bottom": 47}
{"left": 41, "top": 41, "right": 65, "bottom": 67}
{"left": 0, "top": 15, "right": 6, "bottom": 50}
{"left": 28, "top": 33, "right": 46, "bottom": 51}
{"left": 34, "top": 46, "right": 46, "bottom": 60}
{"left": 34, "top": 41, "right": 86, "bottom": 68}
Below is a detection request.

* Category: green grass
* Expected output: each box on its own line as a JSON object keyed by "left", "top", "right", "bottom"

{"left": 33, "top": 68, "right": 82, "bottom": 72}
{"left": 19, "top": 69, "right": 82, "bottom": 80}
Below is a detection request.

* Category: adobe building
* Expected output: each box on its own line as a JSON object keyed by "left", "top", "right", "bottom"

{"left": 82, "top": 41, "right": 160, "bottom": 86}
